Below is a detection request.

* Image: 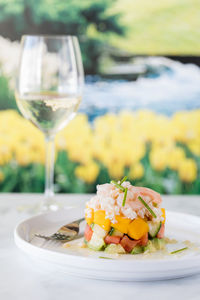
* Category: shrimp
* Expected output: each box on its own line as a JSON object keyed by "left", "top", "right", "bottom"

{"left": 125, "top": 185, "right": 161, "bottom": 213}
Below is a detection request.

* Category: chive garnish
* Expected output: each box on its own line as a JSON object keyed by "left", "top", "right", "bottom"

{"left": 111, "top": 180, "right": 125, "bottom": 192}
{"left": 170, "top": 247, "right": 188, "bottom": 254}
{"left": 108, "top": 227, "right": 114, "bottom": 236}
{"left": 122, "top": 187, "right": 128, "bottom": 206}
{"left": 138, "top": 196, "right": 157, "bottom": 218}
{"left": 120, "top": 176, "right": 127, "bottom": 185}
{"left": 99, "top": 256, "right": 114, "bottom": 259}
{"left": 110, "top": 179, "right": 128, "bottom": 207}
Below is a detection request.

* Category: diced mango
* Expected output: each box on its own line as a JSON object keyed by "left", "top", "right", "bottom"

{"left": 161, "top": 208, "right": 166, "bottom": 224}
{"left": 85, "top": 206, "right": 94, "bottom": 225}
{"left": 94, "top": 210, "right": 111, "bottom": 231}
{"left": 111, "top": 215, "right": 131, "bottom": 234}
{"left": 128, "top": 218, "right": 149, "bottom": 240}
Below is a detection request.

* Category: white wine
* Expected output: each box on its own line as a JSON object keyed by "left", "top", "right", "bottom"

{"left": 15, "top": 92, "right": 81, "bottom": 136}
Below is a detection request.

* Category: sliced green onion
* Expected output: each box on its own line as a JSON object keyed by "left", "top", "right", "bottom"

{"left": 170, "top": 247, "right": 188, "bottom": 254}
{"left": 138, "top": 196, "right": 157, "bottom": 218}
{"left": 122, "top": 187, "right": 128, "bottom": 207}
{"left": 120, "top": 176, "right": 127, "bottom": 185}
{"left": 111, "top": 180, "right": 125, "bottom": 192}
{"left": 99, "top": 256, "right": 113, "bottom": 259}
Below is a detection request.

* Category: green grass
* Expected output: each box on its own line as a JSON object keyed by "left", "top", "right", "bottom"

{"left": 109, "top": 0, "right": 200, "bottom": 55}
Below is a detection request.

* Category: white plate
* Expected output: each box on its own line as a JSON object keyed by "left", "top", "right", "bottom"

{"left": 14, "top": 208, "right": 200, "bottom": 281}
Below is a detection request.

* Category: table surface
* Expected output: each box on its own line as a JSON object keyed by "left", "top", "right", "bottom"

{"left": 1, "top": 193, "right": 200, "bottom": 300}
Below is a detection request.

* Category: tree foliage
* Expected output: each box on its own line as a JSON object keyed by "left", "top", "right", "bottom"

{"left": 0, "top": 0, "right": 125, "bottom": 73}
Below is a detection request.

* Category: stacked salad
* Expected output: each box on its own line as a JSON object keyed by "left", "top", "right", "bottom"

{"left": 84, "top": 177, "right": 166, "bottom": 254}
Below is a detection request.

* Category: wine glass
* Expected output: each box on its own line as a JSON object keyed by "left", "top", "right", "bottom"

{"left": 15, "top": 35, "right": 84, "bottom": 211}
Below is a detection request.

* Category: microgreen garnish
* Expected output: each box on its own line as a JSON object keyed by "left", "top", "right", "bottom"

{"left": 122, "top": 187, "right": 128, "bottom": 207}
{"left": 170, "top": 247, "right": 188, "bottom": 254}
{"left": 120, "top": 176, "right": 127, "bottom": 185}
{"left": 111, "top": 180, "right": 125, "bottom": 192}
{"left": 99, "top": 256, "right": 114, "bottom": 259}
{"left": 138, "top": 196, "right": 157, "bottom": 218}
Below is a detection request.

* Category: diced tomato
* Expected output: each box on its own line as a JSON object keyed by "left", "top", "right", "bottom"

{"left": 120, "top": 235, "right": 140, "bottom": 253}
{"left": 139, "top": 232, "right": 148, "bottom": 246}
{"left": 84, "top": 224, "right": 93, "bottom": 242}
{"left": 157, "top": 223, "right": 165, "bottom": 239}
{"left": 104, "top": 235, "right": 121, "bottom": 245}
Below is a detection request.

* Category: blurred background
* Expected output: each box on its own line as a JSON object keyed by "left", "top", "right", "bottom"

{"left": 0, "top": 0, "right": 199, "bottom": 194}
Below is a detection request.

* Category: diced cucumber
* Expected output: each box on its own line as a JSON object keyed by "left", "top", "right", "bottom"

{"left": 87, "top": 232, "right": 106, "bottom": 251}
{"left": 109, "top": 227, "right": 124, "bottom": 237}
{"left": 143, "top": 238, "right": 166, "bottom": 253}
{"left": 92, "top": 224, "right": 107, "bottom": 238}
{"left": 152, "top": 238, "right": 166, "bottom": 250}
{"left": 87, "top": 224, "right": 108, "bottom": 250}
{"left": 105, "top": 244, "right": 126, "bottom": 254}
{"left": 131, "top": 245, "right": 144, "bottom": 255}
{"left": 148, "top": 221, "right": 161, "bottom": 238}
{"left": 143, "top": 240, "right": 155, "bottom": 253}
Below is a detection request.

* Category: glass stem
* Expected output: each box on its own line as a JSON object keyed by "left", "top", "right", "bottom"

{"left": 45, "top": 135, "right": 55, "bottom": 203}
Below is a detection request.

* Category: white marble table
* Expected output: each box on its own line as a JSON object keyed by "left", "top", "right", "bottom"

{"left": 1, "top": 193, "right": 200, "bottom": 300}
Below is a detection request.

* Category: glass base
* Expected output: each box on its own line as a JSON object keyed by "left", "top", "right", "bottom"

{"left": 40, "top": 199, "right": 61, "bottom": 212}
{"left": 39, "top": 197, "right": 62, "bottom": 213}
{"left": 17, "top": 197, "right": 62, "bottom": 215}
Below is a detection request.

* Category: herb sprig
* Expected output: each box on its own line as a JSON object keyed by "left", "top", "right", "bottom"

{"left": 138, "top": 196, "right": 157, "bottom": 218}
{"left": 111, "top": 180, "right": 125, "bottom": 192}
{"left": 120, "top": 176, "right": 127, "bottom": 185}
{"left": 108, "top": 227, "right": 115, "bottom": 236}
{"left": 170, "top": 247, "right": 188, "bottom": 254}
{"left": 111, "top": 177, "right": 128, "bottom": 206}
{"left": 99, "top": 256, "right": 114, "bottom": 259}
{"left": 122, "top": 187, "right": 128, "bottom": 207}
